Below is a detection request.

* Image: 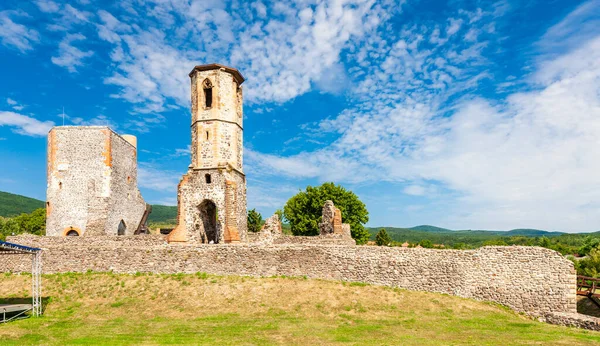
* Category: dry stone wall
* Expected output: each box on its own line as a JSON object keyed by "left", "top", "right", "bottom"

{"left": 3, "top": 235, "right": 576, "bottom": 317}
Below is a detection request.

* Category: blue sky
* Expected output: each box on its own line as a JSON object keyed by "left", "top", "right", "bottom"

{"left": 1, "top": 0, "right": 599, "bottom": 232}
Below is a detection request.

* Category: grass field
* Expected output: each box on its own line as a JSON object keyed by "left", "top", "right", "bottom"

{"left": 1, "top": 273, "right": 599, "bottom": 345}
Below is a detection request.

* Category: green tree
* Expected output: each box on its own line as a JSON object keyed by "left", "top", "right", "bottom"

{"left": 578, "top": 237, "right": 600, "bottom": 256}
{"left": 283, "top": 182, "right": 370, "bottom": 244}
{"left": 574, "top": 248, "right": 600, "bottom": 278}
{"left": 247, "top": 209, "right": 263, "bottom": 233}
{"left": 375, "top": 228, "right": 392, "bottom": 246}
{"left": 418, "top": 239, "right": 433, "bottom": 248}
{"left": 0, "top": 208, "right": 46, "bottom": 240}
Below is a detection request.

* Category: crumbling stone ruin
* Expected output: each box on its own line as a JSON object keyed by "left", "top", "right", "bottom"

{"left": 319, "top": 200, "right": 352, "bottom": 238}
{"left": 246, "top": 201, "right": 355, "bottom": 245}
{"left": 167, "top": 64, "right": 247, "bottom": 244}
{"left": 45, "top": 127, "right": 149, "bottom": 236}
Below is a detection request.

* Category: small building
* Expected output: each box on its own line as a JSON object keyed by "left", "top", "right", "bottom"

{"left": 45, "top": 126, "right": 149, "bottom": 236}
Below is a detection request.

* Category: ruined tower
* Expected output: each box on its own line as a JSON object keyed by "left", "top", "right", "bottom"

{"left": 46, "top": 127, "right": 149, "bottom": 236}
{"left": 167, "top": 64, "right": 247, "bottom": 243}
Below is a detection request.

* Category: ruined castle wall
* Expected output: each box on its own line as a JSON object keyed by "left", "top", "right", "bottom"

{"left": 46, "top": 127, "right": 146, "bottom": 236}
{"left": 105, "top": 132, "right": 146, "bottom": 235}
{"left": 2, "top": 236, "right": 576, "bottom": 317}
{"left": 46, "top": 127, "right": 111, "bottom": 236}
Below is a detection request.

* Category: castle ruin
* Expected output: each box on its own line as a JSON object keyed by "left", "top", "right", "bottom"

{"left": 167, "top": 64, "right": 247, "bottom": 244}
{"left": 11, "top": 63, "right": 592, "bottom": 330}
{"left": 46, "top": 127, "right": 149, "bottom": 236}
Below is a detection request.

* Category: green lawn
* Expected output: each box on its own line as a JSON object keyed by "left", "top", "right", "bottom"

{"left": 1, "top": 272, "right": 599, "bottom": 345}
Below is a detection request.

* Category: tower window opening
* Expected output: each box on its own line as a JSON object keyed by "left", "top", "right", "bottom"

{"left": 205, "top": 174, "right": 211, "bottom": 184}
{"left": 206, "top": 131, "right": 209, "bottom": 140}
{"left": 203, "top": 78, "right": 213, "bottom": 109}
{"left": 59, "top": 182, "right": 62, "bottom": 189}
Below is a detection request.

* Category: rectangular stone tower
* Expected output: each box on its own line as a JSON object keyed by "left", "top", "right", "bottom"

{"left": 167, "top": 64, "right": 247, "bottom": 244}
{"left": 46, "top": 126, "right": 148, "bottom": 236}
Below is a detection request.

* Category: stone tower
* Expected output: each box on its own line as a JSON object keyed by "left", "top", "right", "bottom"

{"left": 46, "top": 126, "right": 149, "bottom": 236}
{"left": 167, "top": 64, "right": 247, "bottom": 244}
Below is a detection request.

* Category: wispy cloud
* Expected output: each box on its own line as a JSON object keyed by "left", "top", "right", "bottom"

{"left": 137, "top": 163, "right": 182, "bottom": 193}
{"left": 0, "top": 111, "right": 54, "bottom": 136}
{"left": 51, "top": 33, "right": 94, "bottom": 73}
{"left": 0, "top": 10, "right": 40, "bottom": 52}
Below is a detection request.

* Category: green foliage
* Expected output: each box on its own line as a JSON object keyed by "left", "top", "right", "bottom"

{"left": 418, "top": 239, "right": 434, "bottom": 248}
{"left": 283, "top": 182, "right": 370, "bottom": 244}
{"left": 574, "top": 248, "right": 600, "bottom": 278}
{"left": 578, "top": 237, "right": 600, "bottom": 256}
{"left": 0, "top": 208, "right": 46, "bottom": 240}
{"left": 274, "top": 209, "right": 284, "bottom": 223}
{"left": 375, "top": 228, "right": 391, "bottom": 246}
{"left": 0, "top": 191, "right": 45, "bottom": 217}
{"left": 247, "top": 209, "right": 263, "bottom": 233}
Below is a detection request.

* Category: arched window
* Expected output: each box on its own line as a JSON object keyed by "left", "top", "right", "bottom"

{"left": 66, "top": 229, "right": 79, "bottom": 236}
{"left": 205, "top": 174, "right": 211, "bottom": 184}
{"left": 203, "top": 79, "right": 213, "bottom": 109}
{"left": 118, "top": 220, "right": 126, "bottom": 236}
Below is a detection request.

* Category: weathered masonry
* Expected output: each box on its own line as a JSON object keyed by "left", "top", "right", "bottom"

{"left": 46, "top": 127, "right": 149, "bottom": 236}
{"left": 167, "top": 64, "right": 247, "bottom": 244}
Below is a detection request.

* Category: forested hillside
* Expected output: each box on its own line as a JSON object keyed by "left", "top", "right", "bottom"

{"left": 0, "top": 191, "right": 45, "bottom": 217}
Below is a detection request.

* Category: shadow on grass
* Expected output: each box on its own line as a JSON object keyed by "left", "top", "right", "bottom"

{"left": 0, "top": 297, "right": 52, "bottom": 314}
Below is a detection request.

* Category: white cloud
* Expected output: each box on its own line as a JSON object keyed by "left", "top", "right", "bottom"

{"left": 0, "top": 111, "right": 54, "bottom": 136}
{"left": 137, "top": 163, "right": 182, "bottom": 192}
{"left": 51, "top": 33, "right": 94, "bottom": 73}
{"left": 0, "top": 11, "right": 40, "bottom": 52}
{"left": 6, "top": 98, "right": 17, "bottom": 105}
{"left": 35, "top": 0, "right": 60, "bottom": 13}
{"left": 173, "top": 145, "right": 191, "bottom": 157}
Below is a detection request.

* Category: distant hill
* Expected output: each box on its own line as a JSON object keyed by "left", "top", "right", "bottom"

{"left": 0, "top": 191, "right": 45, "bottom": 217}
{"left": 409, "top": 225, "right": 451, "bottom": 232}
{"left": 367, "top": 226, "right": 570, "bottom": 248}
{"left": 148, "top": 205, "right": 177, "bottom": 225}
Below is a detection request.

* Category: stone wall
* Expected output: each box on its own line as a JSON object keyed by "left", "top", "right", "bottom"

{"left": 2, "top": 235, "right": 576, "bottom": 317}
{"left": 544, "top": 312, "right": 600, "bottom": 331}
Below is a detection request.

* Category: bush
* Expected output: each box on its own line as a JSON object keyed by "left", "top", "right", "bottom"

{"left": 247, "top": 209, "right": 263, "bottom": 233}
{"left": 375, "top": 228, "right": 392, "bottom": 246}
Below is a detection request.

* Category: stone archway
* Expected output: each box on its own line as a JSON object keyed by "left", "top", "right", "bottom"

{"left": 198, "top": 200, "right": 218, "bottom": 243}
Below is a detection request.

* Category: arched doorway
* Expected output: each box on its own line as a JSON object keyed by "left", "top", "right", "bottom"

{"left": 118, "top": 220, "right": 126, "bottom": 236}
{"left": 198, "top": 200, "right": 218, "bottom": 243}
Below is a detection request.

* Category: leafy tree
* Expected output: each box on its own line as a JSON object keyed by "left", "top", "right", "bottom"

{"left": 574, "top": 248, "right": 600, "bottom": 278}
{"left": 247, "top": 209, "right": 263, "bottom": 233}
{"left": 0, "top": 208, "right": 46, "bottom": 240}
{"left": 578, "top": 237, "right": 600, "bottom": 256}
{"left": 375, "top": 228, "right": 392, "bottom": 246}
{"left": 283, "top": 182, "right": 370, "bottom": 244}
{"left": 418, "top": 239, "right": 433, "bottom": 248}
